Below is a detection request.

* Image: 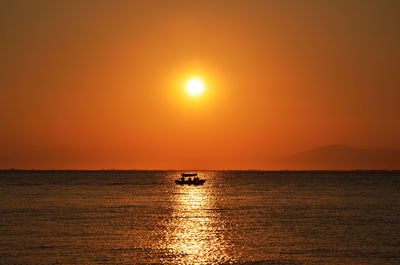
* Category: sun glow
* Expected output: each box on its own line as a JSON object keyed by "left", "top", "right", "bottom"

{"left": 186, "top": 78, "right": 204, "bottom": 96}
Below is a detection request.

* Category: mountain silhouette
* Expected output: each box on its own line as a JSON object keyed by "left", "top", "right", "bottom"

{"left": 272, "top": 145, "right": 400, "bottom": 170}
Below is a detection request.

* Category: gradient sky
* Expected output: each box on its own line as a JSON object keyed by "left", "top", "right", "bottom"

{"left": 1, "top": 0, "right": 399, "bottom": 169}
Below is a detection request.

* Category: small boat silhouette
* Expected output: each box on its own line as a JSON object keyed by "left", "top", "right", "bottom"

{"left": 175, "top": 173, "right": 206, "bottom": 185}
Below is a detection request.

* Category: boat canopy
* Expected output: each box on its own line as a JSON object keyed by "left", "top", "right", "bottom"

{"left": 181, "top": 173, "right": 197, "bottom": 177}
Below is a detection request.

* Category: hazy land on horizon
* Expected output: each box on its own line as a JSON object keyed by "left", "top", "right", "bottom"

{"left": 2, "top": 144, "right": 400, "bottom": 171}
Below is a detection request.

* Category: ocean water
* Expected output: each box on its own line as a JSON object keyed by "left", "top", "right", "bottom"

{"left": 0, "top": 170, "right": 399, "bottom": 264}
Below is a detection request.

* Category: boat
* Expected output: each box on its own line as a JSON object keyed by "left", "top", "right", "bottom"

{"left": 175, "top": 173, "right": 206, "bottom": 185}
{"left": 181, "top": 173, "right": 198, "bottom": 177}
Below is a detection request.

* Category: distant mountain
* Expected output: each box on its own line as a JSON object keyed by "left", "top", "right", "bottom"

{"left": 271, "top": 145, "right": 400, "bottom": 170}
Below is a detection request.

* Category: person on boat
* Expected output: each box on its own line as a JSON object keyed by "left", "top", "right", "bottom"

{"left": 181, "top": 176, "right": 185, "bottom": 182}
{"left": 188, "top": 177, "right": 192, "bottom": 182}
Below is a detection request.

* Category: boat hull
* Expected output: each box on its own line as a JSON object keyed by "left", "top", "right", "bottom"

{"left": 175, "top": 179, "right": 205, "bottom": 185}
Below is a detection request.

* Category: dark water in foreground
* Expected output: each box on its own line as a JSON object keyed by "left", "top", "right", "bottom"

{"left": 0, "top": 171, "right": 399, "bottom": 264}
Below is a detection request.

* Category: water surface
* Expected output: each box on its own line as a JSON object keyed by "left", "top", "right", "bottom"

{"left": 0, "top": 171, "right": 399, "bottom": 264}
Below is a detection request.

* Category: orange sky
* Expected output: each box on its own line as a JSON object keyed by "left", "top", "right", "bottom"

{"left": 1, "top": 1, "right": 399, "bottom": 169}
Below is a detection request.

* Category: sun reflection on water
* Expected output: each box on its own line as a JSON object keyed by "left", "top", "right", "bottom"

{"left": 162, "top": 174, "right": 232, "bottom": 264}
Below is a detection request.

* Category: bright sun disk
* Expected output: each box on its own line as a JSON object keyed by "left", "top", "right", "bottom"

{"left": 186, "top": 78, "right": 204, "bottom": 96}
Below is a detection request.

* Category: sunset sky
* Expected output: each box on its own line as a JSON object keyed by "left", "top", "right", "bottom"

{"left": 1, "top": 0, "right": 399, "bottom": 169}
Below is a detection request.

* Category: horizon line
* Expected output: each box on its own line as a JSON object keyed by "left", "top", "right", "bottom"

{"left": 1, "top": 169, "right": 399, "bottom": 172}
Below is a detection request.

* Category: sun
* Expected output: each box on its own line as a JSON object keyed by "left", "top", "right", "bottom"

{"left": 186, "top": 78, "right": 204, "bottom": 96}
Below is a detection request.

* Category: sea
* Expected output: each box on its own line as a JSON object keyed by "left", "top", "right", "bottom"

{"left": 0, "top": 170, "right": 399, "bottom": 264}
